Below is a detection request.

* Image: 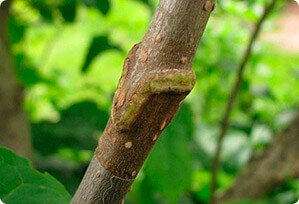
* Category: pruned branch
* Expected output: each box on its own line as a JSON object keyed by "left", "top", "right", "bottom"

{"left": 72, "top": 0, "right": 215, "bottom": 203}
{"left": 209, "top": 0, "right": 278, "bottom": 203}
{"left": 217, "top": 112, "right": 299, "bottom": 203}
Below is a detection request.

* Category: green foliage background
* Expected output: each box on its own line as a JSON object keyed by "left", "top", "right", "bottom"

{"left": 2, "top": 0, "right": 299, "bottom": 203}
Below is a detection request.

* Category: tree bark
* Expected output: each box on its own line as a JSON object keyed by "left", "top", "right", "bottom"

{"left": 209, "top": 0, "right": 277, "bottom": 203}
{"left": 217, "top": 112, "right": 299, "bottom": 203}
{"left": 0, "top": 1, "right": 32, "bottom": 159}
{"left": 72, "top": 0, "right": 215, "bottom": 203}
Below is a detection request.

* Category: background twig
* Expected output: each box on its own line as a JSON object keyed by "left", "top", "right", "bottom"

{"left": 209, "top": 0, "right": 278, "bottom": 203}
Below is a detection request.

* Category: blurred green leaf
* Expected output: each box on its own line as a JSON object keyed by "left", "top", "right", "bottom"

{"left": 0, "top": 147, "right": 71, "bottom": 204}
{"left": 144, "top": 104, "right": 194, "bottom": 201}
{"left": 128, "top": 176, "right": 160, "bottom": 204}
{"left": 32, "top": 101, "right": 109, "bottom": 155}
{"left": 81, "top": 35, "right": 121, "bottom": 72}
{"left": 191, "top": 170, "right": 211, "bottom": 202}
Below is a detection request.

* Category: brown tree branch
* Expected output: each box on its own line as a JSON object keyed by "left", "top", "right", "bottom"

{"left": 72, "top": 0, "right": 215, "bottom": 203}
{"left": 217, "top": 112, "right": 299, "bottom": 203}
{"left": 209, "top": 0, "right": 278, "bottom": 203}
{"left": 0, "top": 1, "right": 32, "bottom": 159}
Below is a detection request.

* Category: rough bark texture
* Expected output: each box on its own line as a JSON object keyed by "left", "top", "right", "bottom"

{"left": 217, "top": 112, "right": 299, "bottom": 203}
{"left": 209, "top": 0, "right": 277, "bottom": 203}
{"left": 0, "top": 1, "right": 32, "bottom": 159}
{"left": 71, "top": 156, "right": 134, "bottom": 204}
{"left": 72, "top": 0, "right": 215, "bottom": 203}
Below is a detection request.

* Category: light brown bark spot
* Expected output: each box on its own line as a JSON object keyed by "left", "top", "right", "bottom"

{"left": 125, "top": 141, "right": 133, "bottom": 149}
{"left": 124, "top": 59, "right": 130, "bottom": 70}
{"left": 204, "top": 0, "right": 214, "bottom": 12}
{"left": 160, "top": 119, "right": 167, "bottom": 130}
{"left": 107, "top": 126, "right": 112, "bottom": 134}
{"left": 153, "top": 134, "right": 158, "bottom": 141}
{"left": 95, "top": 170, "right": 101, "bottom": 178}
{"left": 181, "top": 56, "right": 188, "bottom": 64}
{"left": 155, "top": 34, "right": 162, "bottom": 43}
{"left": 140, "top": 52, "right": 148, "bottom": 63}
{"left": 112, "top": 137, "right": 116, "bottom": 144}
{"left": 204, "top": 1, "right": 214, "bottom": 12}
{"left": 131, "top": 171, "right": 137, "bottom": 177}
{"left": 117, "top": 92, "right": 126, "bottom": 107}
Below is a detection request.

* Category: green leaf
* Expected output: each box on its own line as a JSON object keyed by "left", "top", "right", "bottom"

{"left": 144, "top": 103, "right": 194, "bottom": 201}
{"left": 81, "top": 35, "right": 121, "bottom": 72}
{"left": 0, "top": 147, "right": 71, "bottom": 204}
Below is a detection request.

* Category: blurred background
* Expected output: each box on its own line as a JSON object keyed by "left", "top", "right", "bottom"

{"left": 0, "top": 0, "right": 298, "bottom": 203}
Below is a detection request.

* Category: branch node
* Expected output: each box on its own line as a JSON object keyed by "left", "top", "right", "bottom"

{"left": 113, "top": 69, "right": 196, "bottom": 132}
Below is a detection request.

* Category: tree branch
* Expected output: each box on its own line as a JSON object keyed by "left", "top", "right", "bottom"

{"left": 72, "top": 0, "right": 215, "bottom": 203}
{"left": 217, "top": 112, "right": 299, "bottom": 203}
{"left": 209, "top": 1, "right": 278, "bottom": 203}
{"left": 0, "top": 0, "right": 32, "bottom": 159}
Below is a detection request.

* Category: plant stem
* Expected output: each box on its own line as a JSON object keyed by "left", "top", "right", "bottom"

{"left": 209, "top": 1, "right": 278, "bottom": 203}
{"left": 72, "top": 0, "right": 215, "bottom": 203}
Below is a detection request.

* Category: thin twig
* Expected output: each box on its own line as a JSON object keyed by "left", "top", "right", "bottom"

{"left": 209, "top": 1, "right": 278, "bottom": 203}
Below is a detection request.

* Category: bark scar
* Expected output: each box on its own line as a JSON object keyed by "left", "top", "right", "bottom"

{"left": 102, "top": 174, "right": 133, "bottom": 204}
{"left": 112, "top": 68, "right": 196, "bottom": 131}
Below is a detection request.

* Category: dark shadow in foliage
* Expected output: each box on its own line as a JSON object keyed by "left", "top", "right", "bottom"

{"left": 81, "top": 35, "right": 122, "bottom": 72}
{"left": 8, "top": 16, "right": 26, "bottom": 44}
{"left": 80, "top": 0, "right": 110, "bottom": 15}
{"left": 29, "top": 0, "right": 55, "bottom": 22}
{"left": 32, "top": 101, "right": 109, "bottom": 156}
{"left": 58, "top": 0, "right": 77, "bottom": 22}
{"left": 29, "top": 0, "right": 77, "bottom": 23}
{"left": 14, "top": 53, "right": 52, "bottom": 87}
